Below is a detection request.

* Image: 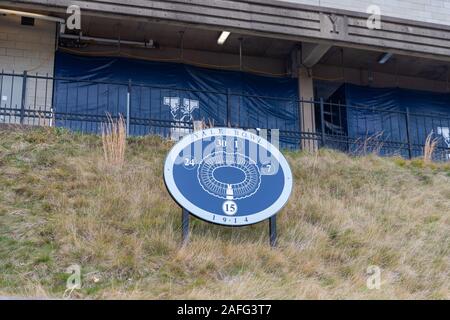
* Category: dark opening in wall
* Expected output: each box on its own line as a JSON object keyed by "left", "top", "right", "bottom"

{"left": 21, "top": 17, "right": 35, "bottom": 26}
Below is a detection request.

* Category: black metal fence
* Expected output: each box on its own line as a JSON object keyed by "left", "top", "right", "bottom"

{"left": 1, "top": 71, "right": 449, "bottom": 161}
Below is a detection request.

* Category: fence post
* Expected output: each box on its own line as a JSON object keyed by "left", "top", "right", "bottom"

{"left": 405, "top": 107, "right": 413, "bottom": 159}
{"left": 298, "top": 98, "right": 303, "bottom": 150}
{"left": 320, "top": 97, "right": 326, "bottom": 148}
{"left": 226, "top": 89, "right": 231, "bottom": 127}
{"left": 126, "top": 79, "right": 131, "bottom": 137}
{"left": 20, "top": 71, "right": 27, "bottom": 125}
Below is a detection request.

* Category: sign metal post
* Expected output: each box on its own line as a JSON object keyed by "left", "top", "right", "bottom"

{"left": 182, "top": 208, "right": 190, "bottom": 245}
{"left": 181, "top": 208, "right": 277, "bottom": 247}
{"left": 269, "top": 216, "right": 277, "bottom": 247}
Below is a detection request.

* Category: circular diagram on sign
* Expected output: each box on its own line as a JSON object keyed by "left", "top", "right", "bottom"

{"left": 164, "top": 128, "right": 293, "bottom": 226}
{"left": 197, "top": 152, "right": 261, "bottom": 201}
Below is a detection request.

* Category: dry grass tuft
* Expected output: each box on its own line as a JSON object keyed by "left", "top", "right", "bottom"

{"left": 193, "top": 118, "right": 215, "bottom": 131}
{"left": 355, "top": 132, "right": 385, "bottom": 156}
{"left": 423, "top": 132, "right": 439, "bottom": 163}
{"left": 101, "top": 114, "right": 126, "bottom": 167}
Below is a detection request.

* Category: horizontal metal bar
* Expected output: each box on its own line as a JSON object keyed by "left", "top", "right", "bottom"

{"left": 2, "top": 72, "right": 449, "bottom": 120}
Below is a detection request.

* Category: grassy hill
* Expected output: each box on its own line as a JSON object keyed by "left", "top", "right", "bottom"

{"left": 0, "top": 127, "right": 449, "bottom": 299}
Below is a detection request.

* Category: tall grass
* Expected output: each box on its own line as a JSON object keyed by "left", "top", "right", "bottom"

{"left": 193, "top": 118, "right": 215, "bottom": 130}
{"left": 101, "top": 113, "right": 126, "bottom": 167}
{"left": 0, "top": 128, "right": 449, "bottom": 299}
{"left": 354, "top": 132, "right": 385, "bottom": 156}
{"left": 423, "top": 132, "right": 439, "bottom": 163}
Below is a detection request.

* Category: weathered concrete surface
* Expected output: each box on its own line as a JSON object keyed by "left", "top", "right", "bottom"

{"left": 1, "top": 0, "right": 450, "bottom": 61}
{"left": 280, "top": 0, "right": 450, "bottom": 26}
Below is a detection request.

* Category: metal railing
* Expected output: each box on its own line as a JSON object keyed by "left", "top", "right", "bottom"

{"left": 1, "top": 70, "right": 449, "bottom": 160}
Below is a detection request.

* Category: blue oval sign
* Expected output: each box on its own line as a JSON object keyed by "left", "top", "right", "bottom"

{"left": 164, "top": 128, "right": 293, "bottom": 226}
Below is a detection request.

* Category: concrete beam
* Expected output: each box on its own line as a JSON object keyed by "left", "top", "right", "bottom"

{"left": 2, "top": 0, "right": 450, "bottom": 61}
{"left": 313, "top": 64, "right": 450, "bottom": 94}
{"left": 57, "top": 44, "right": 288, "bottom": 76}
{"left": 301, "top": 43, "right": 331, "bottom": 68}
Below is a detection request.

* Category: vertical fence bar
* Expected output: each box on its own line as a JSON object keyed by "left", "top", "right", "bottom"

{"left": 44, "top": 74, "right": 50, "bottom": 126}
{"left": 226, "top": 89, "right": 231, "bottom": 127}
{"left": 20, "top": 71, "right": 27, "bottom": 125}
{"left": 320, "top": 98, "right": 326, "bottom": 148}
{"left": 298, "top": 98, "right": 303, "bottom": 150}
{"left": 33, "top": 73, "right": 38, "bottom": 111}
{"left": 127, "top": 79, "right": 131, "bottom": 137}
{"left": 0, "top": 71, "right": 4, "bottom": 119}
{"left": 405, "top": 107, "right": 413, "bottom": 159}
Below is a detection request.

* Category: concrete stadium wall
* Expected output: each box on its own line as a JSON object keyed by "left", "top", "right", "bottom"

{"left": 280, "top": 0, "right": 450, "bottom": 26}
{"left": 0, "top": 15, "right": 55, "bottom": 74}
{"left": 4, "top": 0, "right": 449, "bottom": 59}
{"left": 0, "top": 15, "right": 56, "bottom": 124}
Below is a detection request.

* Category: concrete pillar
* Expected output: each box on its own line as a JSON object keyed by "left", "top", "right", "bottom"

{"left": 298, "top": 67, "right": 317, "bottom": 151}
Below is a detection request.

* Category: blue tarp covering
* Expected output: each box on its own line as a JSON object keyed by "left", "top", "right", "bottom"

{"left": 54, "top": 52, "right": 299, "bottom": 144}
{"left": 327, "top": 84, "right": 450, "bottom": 157}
